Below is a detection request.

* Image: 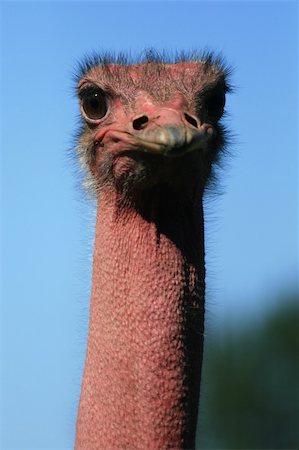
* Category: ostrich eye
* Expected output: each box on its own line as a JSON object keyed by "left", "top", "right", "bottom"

{"left": 81, "top": 88, "right": 108, "bottom": 120}
{"left": 198, "top": 88, "right": 226, "bottom": 122}
{"left": 204, "top": 89, "right": 225, "bottom": 121}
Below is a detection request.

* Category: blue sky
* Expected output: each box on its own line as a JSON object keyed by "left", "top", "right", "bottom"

{"left": 1, "top": 1, "right": 297, "bottom": 449}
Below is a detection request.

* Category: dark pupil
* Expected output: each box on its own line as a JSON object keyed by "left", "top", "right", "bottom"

{"left": 90, "top": 96, "right": 99, "bottom": 109}
{"left": 204, "top": 90, "right": 225, "bottom": 121}
{"left": 83, "top": 91, "right": 107, "bottom": 119}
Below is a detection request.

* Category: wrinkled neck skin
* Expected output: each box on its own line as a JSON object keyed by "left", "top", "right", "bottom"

{"left": 75, "top": 185, "right": 205, "bottom": 450}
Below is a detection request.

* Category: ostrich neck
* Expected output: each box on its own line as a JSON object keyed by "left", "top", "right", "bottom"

{"left": 75, "top": 187, "right": 205, "bottom": 450}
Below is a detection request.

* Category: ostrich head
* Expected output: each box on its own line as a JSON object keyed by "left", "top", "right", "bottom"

{"left": 76, "top": 52, "right": 230, "bottom": 204}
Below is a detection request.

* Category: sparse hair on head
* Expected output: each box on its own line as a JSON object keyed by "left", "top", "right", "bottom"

{"left": 74, "top": 48, "right": 233, "bottom": 90}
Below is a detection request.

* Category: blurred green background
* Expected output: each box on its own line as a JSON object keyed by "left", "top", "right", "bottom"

{"left": 197, "top": 292, "right": 299, "bottom": 449}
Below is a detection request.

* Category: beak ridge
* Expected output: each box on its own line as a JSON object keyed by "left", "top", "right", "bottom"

{"left": 134, "top": 124, "right": 214, "bottom": 156}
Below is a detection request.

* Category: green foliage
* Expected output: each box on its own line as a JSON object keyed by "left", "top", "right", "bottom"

{"left": 197, "top": 296, "right": 299, "bottom": 449}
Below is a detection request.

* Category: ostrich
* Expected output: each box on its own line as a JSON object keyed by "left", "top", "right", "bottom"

{"left": 74, "top": 51, "right": 231, "bottom": 450}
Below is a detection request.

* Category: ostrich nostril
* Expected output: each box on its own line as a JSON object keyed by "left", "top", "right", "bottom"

{"left": 132, "top": 115, "right": 149, "bottom": 130}
{"left": 184, "top": 113, "right": 199, "bottom": 128}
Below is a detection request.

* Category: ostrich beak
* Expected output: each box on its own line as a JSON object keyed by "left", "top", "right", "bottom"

{"left": 129, "top": 107, "right": 216, "bottom": 156}
{"left": 131, "top": 123, "right": 215, "bottom": 156}
{"left": 94, "top": 108, "right": 216, "bottom": 157}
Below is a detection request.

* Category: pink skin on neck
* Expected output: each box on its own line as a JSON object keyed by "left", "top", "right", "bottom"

{"left": 75, "top": 187, "right": 205, "bottom": 450}
{"left": 73, "top": 58, "right": 224, "bottom": 448}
